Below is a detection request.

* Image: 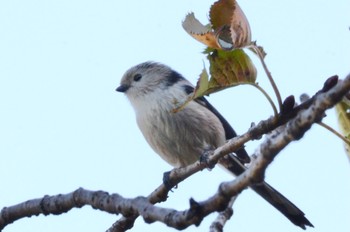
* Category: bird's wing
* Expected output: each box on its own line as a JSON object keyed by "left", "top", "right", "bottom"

{"left": 196, "top": 96, "right": 251, "bottom": 162}
{"left": 182, "top": 84, "right": 250, "bottom": 163}
{"left": 182, "top": 85, "right": 313, "bottom": 229}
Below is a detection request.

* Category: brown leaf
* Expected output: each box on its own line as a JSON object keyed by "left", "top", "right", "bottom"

{"left": 210, "top": 0, "right": 251, "bottom": 49}
{"left": 182, "top": 13, "right": 220, "bottom": 49}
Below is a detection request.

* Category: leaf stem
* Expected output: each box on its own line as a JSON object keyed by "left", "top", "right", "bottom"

{"left": 318, "top": 121, "right": 350, "bottom": 145}
{"left": 251, "top": 45, "right": 283, "bottom": 111}
{"left": 250, "top": 83, "right": 278, "bottom": 117}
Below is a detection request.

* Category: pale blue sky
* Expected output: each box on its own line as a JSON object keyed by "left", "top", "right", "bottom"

{"left": 0, "top": 1, "right": 349, "bottom": 232}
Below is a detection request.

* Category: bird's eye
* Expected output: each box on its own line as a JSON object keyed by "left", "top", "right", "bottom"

{"left": 133, "top": 73, "right": 142, "bottom": 82}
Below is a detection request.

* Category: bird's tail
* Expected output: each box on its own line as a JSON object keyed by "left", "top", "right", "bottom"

{"left": 220, "top": 151, "right": 313, "bottom": 229}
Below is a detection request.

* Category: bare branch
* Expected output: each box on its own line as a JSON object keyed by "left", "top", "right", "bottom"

{"left": 107, "top": 74, "right": 350, "bottom": 231}
{"left": 1, "top": 74, "right": 349, "bottom": 231}
{"left": 209, "top": 196, "right": 236, "bottom": 232}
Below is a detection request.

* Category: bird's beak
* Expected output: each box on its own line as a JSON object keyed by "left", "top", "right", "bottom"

{"left": 116, "top": 84, "right": 129, "bottom": 93}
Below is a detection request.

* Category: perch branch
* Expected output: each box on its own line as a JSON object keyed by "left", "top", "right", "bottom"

{"left": 1, "top": 74, "right": 349, "bottom": 231}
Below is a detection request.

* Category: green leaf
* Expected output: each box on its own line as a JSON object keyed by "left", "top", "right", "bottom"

{"left": 335, "top": 100, "right": 350, "bottom": 160}
{"left": 173, "top": 49, "right": 256, "bottom": 112}
{"left": 193, "top": 49, "right": 256, "bottom": 98}
{"left": 193, "top": 68, "right": 210, "bottom": 98}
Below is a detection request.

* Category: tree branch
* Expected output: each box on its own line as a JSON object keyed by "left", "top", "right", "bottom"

{"left": 1, "top": 74, "right": 349, "bottom": 231}
{"left": 209, "top": 196, "right": 236, "bottom": 232}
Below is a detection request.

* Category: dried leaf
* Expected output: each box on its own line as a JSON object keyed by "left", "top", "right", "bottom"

{"left": 182, "top": 13, "right": 220, "bottom": 49}
{"left": 210, "top": 0, "right": 236, "bottom": 30}
{"left": 210, "top": 0, "right": 251, "bottom": 49}
{"left": 179, "top": 0, "right": 258, "bottom": 107}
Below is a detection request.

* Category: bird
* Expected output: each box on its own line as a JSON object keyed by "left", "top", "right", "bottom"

{"left": 116, "top": 61, "right": 313, "bottom": 229}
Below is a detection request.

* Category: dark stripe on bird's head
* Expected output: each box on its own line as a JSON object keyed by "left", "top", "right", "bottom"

{"left": 165, "top": 70, "right": 185, "bottom": 87}
{"left": 182, "top": 85, "right": 194, "bottom": 95}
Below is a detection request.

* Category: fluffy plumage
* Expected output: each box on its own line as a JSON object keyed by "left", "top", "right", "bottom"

{"left": 117, "top": 61, "right": 313, "bottom": 229}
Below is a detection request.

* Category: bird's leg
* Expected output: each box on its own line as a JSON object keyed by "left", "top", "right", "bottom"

{"left": 162, "top": 171, "right": 177, "bottom": 191}
{"left": 199, "top": 146, "right": 216, "bottom": 170}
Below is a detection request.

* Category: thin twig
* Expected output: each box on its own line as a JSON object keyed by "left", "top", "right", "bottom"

{"left": 251, "top": 45, "right": 283, "bottom": 111}
{"left": 251, "top": 83, "right": 278, "bottom": 116}
{"left": 318, "top": 121, "right": 350, "bottom": 145}
{"left": 209, "top": 196, "right": 237, "bottom": 232}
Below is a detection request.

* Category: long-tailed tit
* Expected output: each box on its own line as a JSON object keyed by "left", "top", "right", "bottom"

{"left": 116, "top": 62, "right": 313, "bottom": 229}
